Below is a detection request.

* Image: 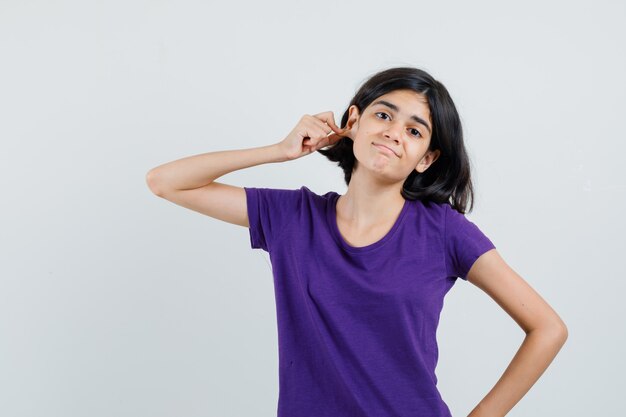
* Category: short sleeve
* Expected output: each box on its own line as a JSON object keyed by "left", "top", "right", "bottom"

{"left": 444, "top": 203, "right": 496, "bottom": 280}
{"left": 244, "top": 186, "right": 302, "bottom": 252}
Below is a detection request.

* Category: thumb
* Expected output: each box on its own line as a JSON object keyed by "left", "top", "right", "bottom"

{"left": 327, "top": 130, "right": 348, "bottom": 144}
{"left": 317, "top": 131, "right": 345, "bottom": 150}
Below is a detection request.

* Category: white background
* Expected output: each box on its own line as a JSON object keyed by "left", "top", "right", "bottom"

{"left": 1, "top": 0, "right": 624, "bottom": 416}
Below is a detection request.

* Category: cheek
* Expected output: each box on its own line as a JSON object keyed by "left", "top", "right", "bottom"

{"left": 359, "top": 130, "right": 375, "bottom": 145}
{"left": 352, "top": 135, "right": 373, "bottom": 160}
{"left": 405, "top": 145, "right": 424, "bottom": 163}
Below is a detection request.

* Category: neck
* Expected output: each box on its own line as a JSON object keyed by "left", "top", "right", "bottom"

{"left": 337, "top": 169, "right": 406, "bottom": 230}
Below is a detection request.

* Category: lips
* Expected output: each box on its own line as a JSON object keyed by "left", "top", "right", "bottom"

{"left": 373, "top": 143, "right": 399, "bottom": 157}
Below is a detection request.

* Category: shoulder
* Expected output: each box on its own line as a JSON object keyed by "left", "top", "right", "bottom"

{"left": 416, "top": 199, "right": 475, "bottom": 228}
{"left": 244, "top": 185, "right": 307, "bottom": 203}
{"left": 409, "top": 198, "right": 485, "bottom": 242}
{"left": 410, "top": 198, "right": 450, "bottom": 229}
{"left": 244, "top": 185, "right": 336, "bottom": 213}
{"left": 298, "top": 185, "right": 341, "bottom": 209}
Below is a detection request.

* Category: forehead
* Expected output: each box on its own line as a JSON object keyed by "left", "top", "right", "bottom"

{"left": 370, "top": 89, "right": 431, "bottom": 118}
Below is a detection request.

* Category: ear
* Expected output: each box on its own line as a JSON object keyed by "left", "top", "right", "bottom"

{"left": 415, "top": 149, "right": 441, "bottom": 173}
{"left": 344, "top": 105, "right": 361, "bottom": 141}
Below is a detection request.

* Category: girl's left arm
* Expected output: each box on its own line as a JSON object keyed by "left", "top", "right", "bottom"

{"left": 464, "top": 248, "right": 568, "bottom": 417}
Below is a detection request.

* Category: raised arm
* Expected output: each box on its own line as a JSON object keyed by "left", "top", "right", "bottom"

{"left": 145, "top": 112, "right": 347, "bottom": 227}
{"left": 145, "top": 144, "right": 287, "bottom": 227}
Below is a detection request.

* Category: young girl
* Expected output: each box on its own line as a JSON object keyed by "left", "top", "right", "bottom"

{"left": 146, "top": 67, "right": 568, "bottom": 417}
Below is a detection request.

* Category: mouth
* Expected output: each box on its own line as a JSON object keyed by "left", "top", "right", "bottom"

{"left": 372, "top": 143, "right": 399, "bottom": 157}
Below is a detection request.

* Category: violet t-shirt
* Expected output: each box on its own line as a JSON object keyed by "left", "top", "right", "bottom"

{"left": 244, "top": 185, "right": 496, "bottom": 417}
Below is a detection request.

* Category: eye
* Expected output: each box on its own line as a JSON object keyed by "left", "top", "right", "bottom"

{"left": 409, "top": 128, "right": 422, "bottom": 138}
{"left": 375, "top": 112, "right": 422, "bottom": 138}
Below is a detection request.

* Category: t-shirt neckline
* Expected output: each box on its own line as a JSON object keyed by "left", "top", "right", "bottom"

{"left": 327, "top": 192, "right": 410, "bottom": 254}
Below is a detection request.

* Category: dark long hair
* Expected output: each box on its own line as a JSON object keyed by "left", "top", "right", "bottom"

{"left": 318, "top": 67, "right": 476, "bottom": 214}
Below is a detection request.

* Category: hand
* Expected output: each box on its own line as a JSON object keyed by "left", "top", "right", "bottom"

{"left": 277, "top": 112, "right": 349, "bottom": 161}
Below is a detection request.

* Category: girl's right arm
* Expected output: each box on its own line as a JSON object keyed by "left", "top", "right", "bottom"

{"left": 145, "top": 112, "right": 346, "bottom": 228}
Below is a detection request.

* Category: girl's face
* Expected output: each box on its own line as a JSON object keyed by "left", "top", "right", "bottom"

{"left": 345, "top": 89, "right": 440, "bottom": 183}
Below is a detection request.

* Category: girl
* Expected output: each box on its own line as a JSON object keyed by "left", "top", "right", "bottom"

{"left": 146, "top": 67, "right": 568, "bottom": 417}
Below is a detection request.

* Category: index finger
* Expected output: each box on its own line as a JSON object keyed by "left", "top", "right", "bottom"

{"left": 313, "top": 111, "right": 345, "bottom": 134}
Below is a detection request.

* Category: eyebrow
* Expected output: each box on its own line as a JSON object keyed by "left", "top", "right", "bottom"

{"left": 371, "top": 100, "right": 432, "bottom": 134}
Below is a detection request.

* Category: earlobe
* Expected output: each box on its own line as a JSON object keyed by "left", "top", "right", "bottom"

{"left": 430, "top": 149, "right": 441, "bottom": 165}
{"left": 414, "top": 149, "right": 441, "bottom": 173}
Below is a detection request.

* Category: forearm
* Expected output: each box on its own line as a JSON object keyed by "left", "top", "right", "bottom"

{"left": 468, "top": 326, "right": 568, "bottom": 417}
{"left": 146, "top": 144, "right": 287, "bottom": 193}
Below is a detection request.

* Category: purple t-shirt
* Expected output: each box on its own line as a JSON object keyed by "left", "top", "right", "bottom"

{"left": 244, "top": 185, "right": 496, "bottom": 417}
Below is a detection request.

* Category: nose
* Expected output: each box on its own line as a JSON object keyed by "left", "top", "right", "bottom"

{"left": 383, "top": 121, "right": 403, "bottom": 143}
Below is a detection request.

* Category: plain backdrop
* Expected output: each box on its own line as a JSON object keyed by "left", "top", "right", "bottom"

{"left": 1, "top": 0, "right": 624, "bottom": 416}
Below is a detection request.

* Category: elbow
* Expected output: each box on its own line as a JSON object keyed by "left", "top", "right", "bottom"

{"left": 552, "top": 314, "right": 569, "bottom": 344}
{"left": 529, "top": 317, "right": 568, "bottom": 346}
{"left": 146, "top": 169, "right": 163, "bottom": 196}
{"left": 544, "top": 320, "right": 569, "bottom": 346}
{"left": 557, "top": 321, "right": 569, "bottom": 345}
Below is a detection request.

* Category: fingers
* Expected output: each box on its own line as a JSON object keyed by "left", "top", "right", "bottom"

{"left": 313, "top": 111, "right": 347, "bottom": 136}
{"left": 322, "top": 113, "right": 342, "bottom": 132}
{"left": 298, "top": 112, "right": 349, "bottom": 154}
{"left": 315, "top": 112, "right": 350, "bottom": 147}
{"left": 324, "top": 131, "right": 343, "bottom": 145}
{"left": 313, "top": 132, "right": 344, "bottom": 152}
